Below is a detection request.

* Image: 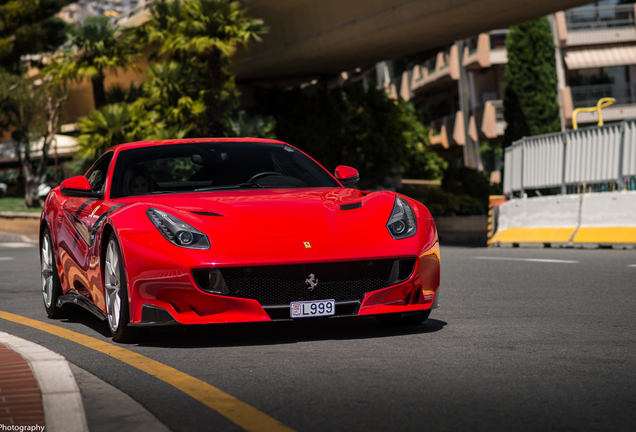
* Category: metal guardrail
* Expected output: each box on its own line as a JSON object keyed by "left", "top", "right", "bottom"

{"left": 565, "top": 4, "right": 635, "bottom": 31}
{"left": 503, "top": 119, "right": 636, "bottom": 195}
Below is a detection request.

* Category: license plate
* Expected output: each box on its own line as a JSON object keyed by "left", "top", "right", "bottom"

{"left": 290, "top": 299, "right": 335, "bottom": 318}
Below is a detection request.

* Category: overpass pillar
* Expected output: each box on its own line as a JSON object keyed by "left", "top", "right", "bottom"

{"left": 456, "top": 40, "right": 480, "bottom": 170}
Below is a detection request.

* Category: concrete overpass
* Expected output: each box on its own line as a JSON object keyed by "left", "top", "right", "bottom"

{"left": 232, "top": 0, "right": 592, "bottom": 81}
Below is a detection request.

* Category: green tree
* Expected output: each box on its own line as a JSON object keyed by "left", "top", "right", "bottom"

{"left": 54, "top": 16, "right": 140, "bottom": 109}
{"left": 0, "top": 68, "right": 67, "bottom": 207}
{"left": 136, "top": 0, "right": 267, "bottom": 135}
{"left": 223, "top": 111, "right": 276, "bottom": 139}
{"left": 503, "top": 17, "right": 560, "bottom": 147}
{"left": 254, "top": 83, "right": 446, "bottom": 186}
{"left": 74, "top": 61, "right": 206, "bottom": 168}
{"left": 75, "top": 103, "right": 142, "bottom": 167}
{"left": 134, "top": 61, "right": 207, "bottom": 135}
{"left": 0, "top": 0, "right": 72, "bottom": 72}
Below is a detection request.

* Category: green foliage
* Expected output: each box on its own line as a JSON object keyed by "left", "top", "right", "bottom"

{"left": 76, "top": 103, "right": 144, "bottom": 168}
{"left": 51, "top": 15, "right": 140, "bottom": 109}
{"left": 254, "top": 83, "right": 446, "bottom": 185}
{"left": 0, "top": 71, "right": 44, "bottom": 140}
{"left": 75, "top": 61, "right": 207, "bottom": 168}
{"left": 134, "top": 0, "right": 267, "bottom": 134}
{"left": 138, "top": 0, "right": 267, "bottom": 59}
{"left": 105, "top": 82, "right": 145, "bottom": 105}
{"left": 400, "top": 167, "right": 496, "bottom": 216}
{"left": 0, "top": 67, "right": 68, "bottom": 207}
{"left": 400, "top": 101, "right": 447, "bottom": 180}
{"left": 400, "top": 185, "right": 486, "bottom": 217}
{"left": 0, "top": 0, "right": 72, "bottom": 72}
{"left": 442, "top": 166, "right": 492, "bottom": 203}
{"left": 222, "top": 111, "right": 276, "bottom": 139}
{"left": 135, "top": 61, "right": 207, "bottom": 132}
{"left": 503, "top": 17, "right": 560, "bottom": 147}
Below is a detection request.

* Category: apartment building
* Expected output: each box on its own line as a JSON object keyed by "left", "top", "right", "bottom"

{"left": 388, "top": 0, "right": 636, "bottom": 175}
{"left": 556, "top": 1, "right": 636, "bottom": 125}
{"left": 58, "top": 0, "right": 147, "bottom": 23}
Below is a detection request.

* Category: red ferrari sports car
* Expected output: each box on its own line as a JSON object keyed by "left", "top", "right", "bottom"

{"left": 40, "top": 138, "right": 440, "bottom": 342}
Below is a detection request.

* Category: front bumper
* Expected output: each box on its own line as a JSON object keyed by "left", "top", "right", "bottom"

{"left": 119, "top": 230, "right": 440, "bottom": 326}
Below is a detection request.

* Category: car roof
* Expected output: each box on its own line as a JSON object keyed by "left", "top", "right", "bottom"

{"left": 109, "top": 138, "right": 289, "bottom": 153}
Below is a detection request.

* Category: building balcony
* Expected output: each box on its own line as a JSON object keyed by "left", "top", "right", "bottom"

{"left": 555, "top": 4, "right": 636, "bottom": 48}
{"left": 428, "top": 115, "right": 455, "bottom": 149}
{"left": 561, "top": 83, "right": 636, "bottom": 125}
{"left": 462, "top": 31, "right": 508, "bottom": 71}
{"left": 410, "top": 45, "right": 460, "bottom": 93}
{"left": 481, "top": 100, "right": 506, "bottom": 138}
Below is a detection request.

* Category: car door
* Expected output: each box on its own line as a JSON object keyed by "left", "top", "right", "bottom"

{"left": 58, "top": 153, "right": 113, "bottom": 293}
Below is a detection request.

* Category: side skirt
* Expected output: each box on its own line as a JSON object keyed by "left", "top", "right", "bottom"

{"left": 57, "top": 292, "right": 107, "bottom": 321}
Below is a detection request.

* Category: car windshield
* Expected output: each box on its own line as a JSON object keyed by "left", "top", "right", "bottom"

{"left": 110, "top": 142, "right": 341, "bottom": 198}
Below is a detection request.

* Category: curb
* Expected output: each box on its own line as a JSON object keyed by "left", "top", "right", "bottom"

{"left": 0, "top": 213, "right": 40, "bottom": 235}
{"left": 0, "top": 332, "right": 89, "bottom": 432}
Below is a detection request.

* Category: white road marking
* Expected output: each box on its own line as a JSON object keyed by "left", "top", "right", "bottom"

{"left": 628, "top": 264, "right": 636, "bottom": 268}
{"left": 473, "top": 257, "right": 579, "bottom": 264}
{"left": 0, "top": 257, "right": 15, "bottom": 261}
{"left": 0, "top": 242, "right": 35, "bottom": 248}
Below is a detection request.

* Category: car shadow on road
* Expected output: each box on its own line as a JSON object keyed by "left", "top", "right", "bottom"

{"left": 137, "top": 317, "right": 447, "bottom": 349}
{"left": 57, "top": 307, "right": 113, "bottom": 338}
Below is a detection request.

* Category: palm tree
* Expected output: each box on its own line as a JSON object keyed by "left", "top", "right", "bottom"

{"left": 138, "top": 61, "right": 207, "bottom": 130}
{"left": 76, "top": 103, "right": 145, "bottom": 168}
{"left": 56, "top": 16, "right": 140, "bottom": 109}
{"left": 137, "top": 0, "right": 267, "bottom": 135}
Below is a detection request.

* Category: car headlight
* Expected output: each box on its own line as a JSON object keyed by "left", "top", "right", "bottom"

{"left": 147, "top": 208, "right": 210, "bottom": 250}
{"left": 386, "top": 197, "right": 417, "bottom": 239}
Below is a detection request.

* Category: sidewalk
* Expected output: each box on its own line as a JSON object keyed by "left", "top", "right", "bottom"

{"left": 0, "top": 332, "right": 171, "bottom": 432}
{"left": 0, "top": 343, "right": 45, "bottom": 428}
{"left": 0, "top": 228, "right": 170, "bottom": 432}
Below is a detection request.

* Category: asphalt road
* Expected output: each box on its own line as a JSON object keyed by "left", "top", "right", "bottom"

{"left": 1, "top": 242, "right": 635, "bottom": 432}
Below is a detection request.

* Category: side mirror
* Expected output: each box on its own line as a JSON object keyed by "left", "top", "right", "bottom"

{"left": 60, "top": 176, "right": 103, "bottom": 198}
{"left": 335, "top": 165, "right": 360, "bottom": 187}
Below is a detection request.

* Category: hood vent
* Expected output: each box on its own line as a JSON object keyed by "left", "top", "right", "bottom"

{"left": 191, "top": 211, "right": 223, "bottom": 217}
{"left": 340, "top": 202, "right": 362, "bottom": 210}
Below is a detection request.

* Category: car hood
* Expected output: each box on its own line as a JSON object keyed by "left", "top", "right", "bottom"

{"left": 129, "top": 187, "right": 397, "bottom": 238}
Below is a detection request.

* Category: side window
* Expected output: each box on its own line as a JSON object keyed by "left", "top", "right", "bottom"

{"left": 85, "top": 152, "right": 114, "bottom": 193}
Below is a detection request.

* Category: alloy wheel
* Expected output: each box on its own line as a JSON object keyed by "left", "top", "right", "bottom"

{"left": 105, "top": 239, "right": 122, "bottom": 333}
{"left": 41, "top": 233, "right": 54, "bottom": 308}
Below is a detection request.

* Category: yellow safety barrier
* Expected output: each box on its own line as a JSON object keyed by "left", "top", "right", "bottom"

{"left": 572, "top": 97, "right": 615, "bottom": 130}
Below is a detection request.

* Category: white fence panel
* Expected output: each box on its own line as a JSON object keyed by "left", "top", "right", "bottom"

{"left": 504, "top": 119, "right": 636, "bottom": 194}
{"left": 624, "top": 121, "right": 636, "bottom": 177}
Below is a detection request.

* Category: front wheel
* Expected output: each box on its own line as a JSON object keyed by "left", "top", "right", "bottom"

{"left": 104, "top": 234, "right": 138, "bottom": 343}
{"left": 41, "top": 227, "right": 65, "bottom": 319}
{"left": 375, "top": 310, "right": 431, "bottom": 325}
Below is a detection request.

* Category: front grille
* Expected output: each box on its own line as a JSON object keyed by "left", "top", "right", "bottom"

{"left": 192, "top": 258, "right": 416, "bottom": 306}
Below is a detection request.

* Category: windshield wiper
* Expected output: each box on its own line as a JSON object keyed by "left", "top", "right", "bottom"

{"left": 144, "top": 190, "right": 182, "bottom": 195}
{"left": 194, "top": 183, "right": 265, "bottom": 192}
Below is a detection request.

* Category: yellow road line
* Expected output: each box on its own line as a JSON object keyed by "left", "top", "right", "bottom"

{"left": 0, "top": 311, "right": 296, "bottom": 432}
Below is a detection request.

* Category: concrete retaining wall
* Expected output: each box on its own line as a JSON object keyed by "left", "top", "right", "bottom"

{"left": 573, "top": 191, "right": 636, "bottom": 245}
{"left": 492, "top": 191, "right": 636, "bottom": 248}
{"left": 491, "top": 195, "right": 580, "bottom": 244}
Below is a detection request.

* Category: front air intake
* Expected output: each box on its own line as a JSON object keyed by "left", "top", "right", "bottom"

{"left": 192, "top": 258, "right": 416, "bottom": 306}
